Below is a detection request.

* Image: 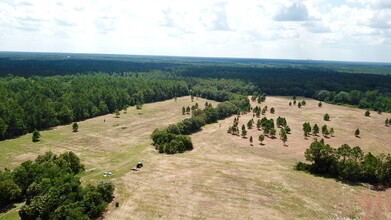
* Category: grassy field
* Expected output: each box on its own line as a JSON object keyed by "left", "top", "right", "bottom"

{"left": 0, "top": 96, "right": 390, "bottom": 219}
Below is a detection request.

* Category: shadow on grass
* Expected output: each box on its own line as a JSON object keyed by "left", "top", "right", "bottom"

{"left": 295, "top": 165, "right": 390, "bottom": 191}
{"left": 0, "top": 203, "right": 18, "bottom": 214}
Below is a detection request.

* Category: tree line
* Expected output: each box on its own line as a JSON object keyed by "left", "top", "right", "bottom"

{"left": 0, "top": 72, "right": 188, "bottom": 140}
{"left": 0, "top": 151, "right": 114, "bottom": 219}
{"left": 296, "top": 140, "right": 391, "bottom": 186}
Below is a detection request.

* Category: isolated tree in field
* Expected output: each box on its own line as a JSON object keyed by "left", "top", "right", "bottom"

{"left": 321, "top": 124, "right": 329, "bottom": 137}
{"left": 32, "top": 129, "right": 40, "bottom": 142}
{"left": 386, "top": 118, "right": 389, "bottom": 127}
{"left": 279, "top": 128, "right": 287, "bottom": 142}
{"left": 329, "top": 127, "right": 334, "bottom": 137}
{"left": 247, "top": 120, "right": 253, "bottom": 129}
{"left": 289, "top": 101, "right": 292, "bottom": 106}
{"left": 318, "top": 102, "right": 322, "bottom": 107}
{"left": 258, "top": 134, "right": 265, "bottom": 145}
{"left": 182, "top": 106, "right": 186, "bottom": 115}
{"left": 115, "top": 109, "right": 120, "bottom": 118}
{"left": 355, "top": 128, "right": 360, "bottom": 137}
{"left": 313, "top": 124, "right": 319, "bottom": 136}
{"left": 72, "top": 122, "right": 78, "bottom": 132}
{"left": 195, "top": 102, "right": 199, "bottom": 109}
{"left": 303, "top": 122, "right": 311, "bottom": 137}
{"left": 365, "top": 110, "right": 370, "bottom": 117}
{"left": 301, "top": 100, "right": 306, "bottom": 106}
{"left": 249, "top": 136, "right": 253, "bottom": 145}
{"left": 298, "top": 102, "right": 302, "bottom": 108}
{"left": 191, "top": 95, "right": 194, "bottom": 102}
{"left": 281, "top": 133, "right": 288, "bottom": 146}
{"left": 293, "top": 100, "right": 297, "bottom": 105}
{"left": 186, "top": 106, "right": 191, "bottom": 114}
{"left": 270, "top": 128, "right": 276, "bottom": 138}
{"left": 324, "top": 113, "right": 330, "bottom": 121}
{"left": 256, "top": 119, "right": 261, "bottom": 130}
{"left": 270, "top": 107, "right": 275, "bottom": 114}
{"left": 241, "top": 127, "right": 247, "bottom": 138}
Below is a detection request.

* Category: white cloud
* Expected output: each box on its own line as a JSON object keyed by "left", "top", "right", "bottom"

{"left": 0, "top": 0, "right": 390, "bottom": 62}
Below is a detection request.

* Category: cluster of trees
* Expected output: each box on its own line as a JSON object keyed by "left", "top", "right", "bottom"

{"left": 250, "top": 92, "right": 266, "bottom": 103}
{"left": 0, "top": 72, "right": 189, "bottom": 140}
{"left": 0, "top": 151, "right": 114, "bottom": 219}
{"left": 296, "top": 140, "right": 391, "bottom": 186}
{"left": 258, "top": 117, "right": 277, "bottom": 138}
{"left": 303, "top": 122, "right": 334, "bottom": 138}
{"left": 152, "top": 94, "right": 250, "bottom": 154}
{"left": 227, "top": 117, "right": 241, "bottom": 136}
{"left": 252, "top": 105, "right": 268, "bottom": 117}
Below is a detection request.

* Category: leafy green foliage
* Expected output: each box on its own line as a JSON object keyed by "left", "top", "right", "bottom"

{"left": 297, "top": 141, "right": 391, "bottom": 187}
{"left": 152, "top": 90, "right": 250, "bottom": 154}
{"left": 72, "top": 122, "right": 78, "bottom": 132}
{"left": 32, "top": 129, "right": 40, "bottom": 142}
{"left": 0, "top": 152, "right": 113, "bottom": 219}
{"left": 0, "top": 73, "right": 189, "bottom": 140}
{"left": 324, "top": 113, "right": 330, "bottom": 121}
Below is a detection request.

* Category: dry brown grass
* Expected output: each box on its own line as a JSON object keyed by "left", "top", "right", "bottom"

{"left": 1, "top": 96, "right": 391, "bottom": 220}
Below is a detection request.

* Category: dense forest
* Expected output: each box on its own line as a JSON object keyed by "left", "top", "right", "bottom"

{"left": 0, "top": 151, "right": 113, "bottom": 219}
{"left": 0, "top": 53, "right": 391, "bottom": 141}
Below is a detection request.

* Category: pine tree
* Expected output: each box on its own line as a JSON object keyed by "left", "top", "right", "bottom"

{"left": 32, "top": 129, "right": 40, "bottom": 142}
{"left": 281, "top": 133, "right": 287, "bottom": 146}
{"left": 256, "top": 119, "right": 261, "bottom": 130}
{"left": 72, "top": 122, "right": 79, "bottom": 132}
{"left": 318, "top": 102, "right": 322, "bottom": 107}
{"left": 182, "top": 106, "right": 186, "bottom": 115}
{"left": 186, "top": 106, "right": 191, "bottom": 114}
{"left": 298, "top": 102, "right": 302, "bottom": 108}
{"left": 324, "top": 113, "right": 330, "bottom": 121}
{"left": 249, "top": 136, "right": 253, "bottom": 145}
{"left": 241, "top": 127, "right": 247, "bottom": 138}
{"left": 321, "top": 124, "right": 329, "bottom": 137}
{"left": 289, "top": 102, "right": 292, "bottom": 106}
{"left": 385, "top": 118, "right": 389, "bottom": 127}
{"left": 247, "top": 120, "right": 253, "bottom": 129}
{"left": 355, "top": 128, "right": 360, "bottom": 137}
{"left": 270, "top": 107, "right": 275, "bottom": 114}
{"left": 313, "top": 124, "right": 319, "bottom": 136}
{"left": 329, "top": 127, "right": 334, "bottom": 137}
{"left": 365, "top": 110, "right": 370, "bottom": 117}
{"left": 258, "top": 134, "right": 265, "bottom": 145}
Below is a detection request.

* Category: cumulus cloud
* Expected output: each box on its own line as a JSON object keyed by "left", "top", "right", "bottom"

{"left": 0, "top": 0, "right": 390, "bottom": 62}
{"left": 274, "top": 3, "right": 314, "bottom": 21}
{"left": 209, "top": 2, "right": 231, "bottom": 31}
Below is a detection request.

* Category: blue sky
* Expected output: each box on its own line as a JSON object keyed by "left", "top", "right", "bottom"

{"left": 0, "top": 0, "right": 390, "bottom": 62}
